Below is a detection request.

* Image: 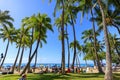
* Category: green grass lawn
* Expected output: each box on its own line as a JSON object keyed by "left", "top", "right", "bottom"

{"left": 0, "top": 73, "right": 120, "bottom": 80}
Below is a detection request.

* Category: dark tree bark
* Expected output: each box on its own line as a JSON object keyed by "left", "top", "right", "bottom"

{"left": 33, "top": 51, "right": 37, "bottom": 72}
{"left": 28, "top": 28, "right": 34, "bottom": 73}
{"left": 70, "top": 14, "right": 77, "bottom": 71}
{"left": 61, "top": 0, "right": 65, "bottom": 74}
{"left": 11, "top": 45, "right": 21, "bottom": 73}
{"left": 65, "top": 26, "right": 70, "bottom": 69}
{"left": 18, "top": 45, "right": 25, "bottom": 72}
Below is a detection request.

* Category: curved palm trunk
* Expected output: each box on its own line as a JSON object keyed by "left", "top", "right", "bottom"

{"left": 70, "top": 14, "right": 77, "bottom": 70}
{"left": 91, "top": 8, "right": 103, "bottom": 73}
{"left": 12, "top": 35, "right": 22, "bottom": 73}
{"left": 90, "top": 39, "right": 97, "bottom": 66}
{"left": 93, "top": 59, "right": 97, "bottom": 66}
{"left": 0, "top": 40, "right": 9, "bottom": 67}
{"left": 66, "top": 27, "right": 70, "bottom": 69}
{"left": 20, "top": 35, "right": 40, "bottom": 75}
{"left": 98, "top": 0, "right": 112, "bottom": 80}
{"left": 11, "top": 45, "right": 21, "bottom": 73}
{"left": 28, "top": 28, "right": 34, "bottom": 73}
{"left": 18, "top": 45, "right": 25, "bottom": 72}
{"left": 33, "top": 51, "right": 37, "bottom": 72}
{"left": 61, "top": 0, "right": 65, "bottom": 74}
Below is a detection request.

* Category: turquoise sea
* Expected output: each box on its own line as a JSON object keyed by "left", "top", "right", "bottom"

{"left": 3, "top": 63, "right": 94, "bottom": 68}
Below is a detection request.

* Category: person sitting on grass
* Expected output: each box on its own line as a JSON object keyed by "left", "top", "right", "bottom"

{"left": 18, "top": 74, "right": 27, "bottom": 80}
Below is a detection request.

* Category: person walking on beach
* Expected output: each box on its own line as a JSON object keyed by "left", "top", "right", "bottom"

{"left": 18, "top": 74, "right": 27, "bottom": 80}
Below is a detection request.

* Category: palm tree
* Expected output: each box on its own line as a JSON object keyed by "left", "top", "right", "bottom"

{"left": 18, "top": 26, "right": 30, "bottom": 72}
{"left": 11, "top": 29, "right": 22, "bottom": 73}
{"left": 83, "top": 42, "right": 96, "bottom": 66}
{"left": 0, "top": 27, "right": 15, "bottom": 67}
{"left": 70, "top": 40, "right": 82, "bottom": 69}
{"left": 21, "top": 16, "right": 35, "bottom": 73}
{"left": 94, "top": 6, "right": 120, "bottom": 35}
{"left": 78, "top": 0, "right": 103, "bottom": 73}
{"left": 108, "top": 34, "right": 120, "bottom": 63}
{"left": 67, "top": 2, "right": 78, "bottom": 69}
{"left": 0, "top": 10, "right": 14, "bottom": 29}
{"left": 65, "top": 27, "right": 70, "bottom": 70}
{"left": 20, "top": 13, "right": 53, "bottom": 75}
{"left": 53, "top": 0, "right": 66, "bottom": 74}
{"left": 81, "top": 29, "right": 99, "bottom": 66}
{"left": 97, "top": 0, "right": 112, "bottom": 80}
{"left": 83, "top": 40, "right": 105, "bottom": 65}
{"left": 54, "top": 14, "right": 71, "bottom": 70}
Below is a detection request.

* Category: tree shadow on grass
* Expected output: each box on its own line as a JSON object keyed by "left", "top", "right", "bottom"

{"left": 68, "top": 73, "right": 104, "bottom": 78}
{"left": 26, "top": 73, "right": 120, "bottom": 80}
{"left": 33, "top": 73, "right": 104, "bottom": 80}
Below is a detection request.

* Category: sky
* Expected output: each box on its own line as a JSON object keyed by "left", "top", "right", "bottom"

{"left": 0, "top": 0, "right": 119, "bottom": 65}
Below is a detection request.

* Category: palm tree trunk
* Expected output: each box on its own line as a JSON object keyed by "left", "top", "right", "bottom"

{"left": 11, "top": 45, "right": 21, "bottom": 73}
{"left": 33, "top": 51, "right": 37, "bottom": 72}
{"left": 0, "top": 40, "right": 9, "bottom": 67}
{"left": 20, "top": 34, "right": 40, "bottom": 75}
{"left": 90, "top": 39, "right": 97, "bottom": 66}
{"left": 93, "top": 59, "right": 97, "bottom": 66}
{"left": 91, "top": 8, "right": 103, "bottom": 73}
{"left": 70, "top": 14, "right": 77, "bottom": 70}
{"left": 66, "top": 27, "right": 70, "bottom": 69}
{"left": 18, "top": 45, "right": 25, "bottom": 72}
{"left": 85, "top": 59, "right": 88, "bottom": 67}
{"left": 61, "top": 0, "right": 65, "bottom": 75}
{"left": 28, "top": 28, "right": 34, "bottom": 73}
{"left": 98, "top": 0, "right": 112, "bottom": 80}
{"left": 12, "top": 35, "right": 22, "bottom": 73}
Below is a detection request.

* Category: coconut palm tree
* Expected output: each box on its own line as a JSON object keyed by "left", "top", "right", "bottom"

{"left": 81, "top": 29, "right": 101, "bottom": 66}
{"left": 0, "top": 27, "right": 15, "bottom": 67}
{"left": 65, "top": 1, "right": 79, "bottom": 69}
{"left": 11, "top": 29, "right": 22, "bottom": 73}
{"left": 20, "top": 13, "right": 53, "bottom": 75}
{"left": 78, "top": 0, "right": 103, "bottom": 73}
{"left": 94, "top": 6, "right": 120, "bottom": 35}
{"left": 18, "top": 26, "right": 30, "bottom": 72}
{"left": 52, "top": 0, "right": 66, "bottom": 74}
{"left": 83, "top": 40, "right": 105, "bottom": 64}
{"left": 0, "top": 10, "right": 14, "bottom": 29}
{"left": 97, "top": 0, "right": 112, "bottom": 80}
{"left": 108, "top": 34, "right": 120, "bottom": 63}
{"left": 70, "top": 40, "right": 82, "bottom": 69}
{"left": 21, "top": 16, "right": 35, "bottom": 73}
{"left": 54, "top": 14, "right": 71, "bottom": 70}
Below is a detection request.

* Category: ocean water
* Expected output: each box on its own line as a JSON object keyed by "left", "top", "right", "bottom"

{"left": 3, "top": 63, "right": 94, "bottom": 68}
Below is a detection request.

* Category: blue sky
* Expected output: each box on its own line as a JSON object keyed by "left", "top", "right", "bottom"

{"left": 0, "top": 0, "right": 119, "bottom": 64}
